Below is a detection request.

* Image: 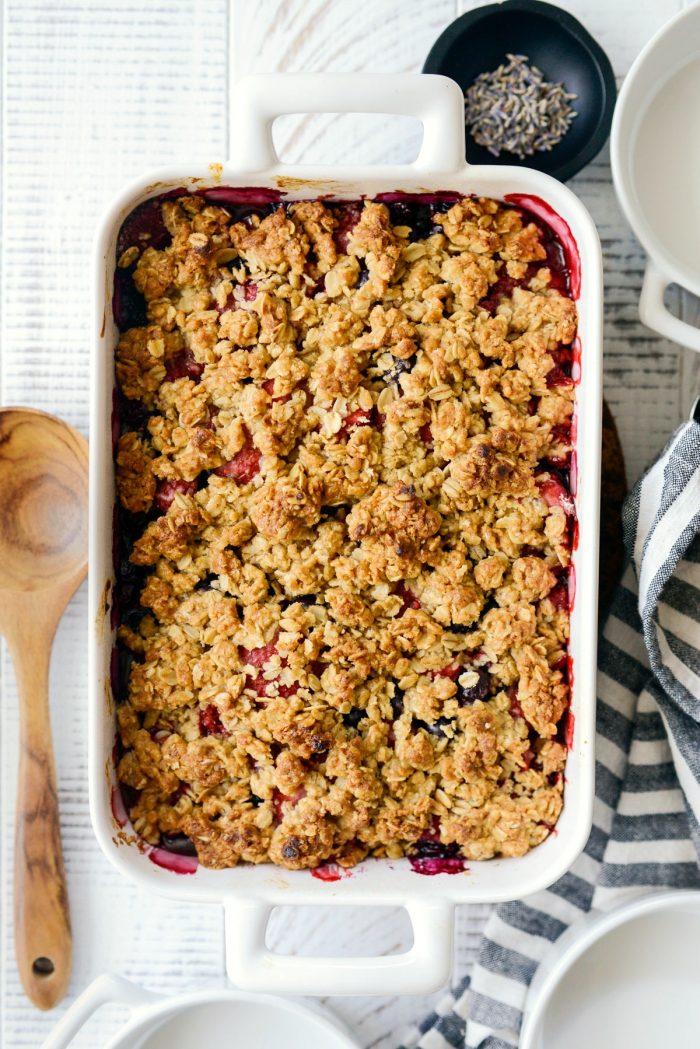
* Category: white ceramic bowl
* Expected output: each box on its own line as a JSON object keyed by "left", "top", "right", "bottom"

{"left": 90, "top": 73, "right": 602, "bottom": 997}
{"left": 611, "top": 3, "right": 700, "bottom": 351}
{"left": 40, "top": 975, "right": 359, "bottom": 1049}
{"left": 521, "top": 890, "right": 700, "bottom": 1049}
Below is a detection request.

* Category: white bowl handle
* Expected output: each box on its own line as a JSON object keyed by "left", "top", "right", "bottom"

{"left": 639, "top": 258, "right": 700, "bottom": 352}
{"left": 229, "top": 73, "right": 466, "bottom": 176}
{"left": 40, "top": 974, "right": 161, "bottom": 1049}
{"left": 224, "top": 897, "right": 454, "bottom": 996}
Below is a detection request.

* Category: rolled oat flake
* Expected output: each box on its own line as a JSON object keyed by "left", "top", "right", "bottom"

{"left": 464, "top": 53, "right": 578, "bottom": 160}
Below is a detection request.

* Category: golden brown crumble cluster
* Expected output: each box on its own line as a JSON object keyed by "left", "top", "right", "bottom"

{"left": 114, "top": 193, "right": 577, "bottom": 871}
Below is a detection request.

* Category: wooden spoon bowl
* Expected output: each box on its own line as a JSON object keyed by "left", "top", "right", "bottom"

{"left": 0, "top": 408, "right": 88, "bottom": 1010}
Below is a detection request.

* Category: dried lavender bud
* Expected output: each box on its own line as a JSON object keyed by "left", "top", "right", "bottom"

{"left": 464, "top": 54, "right": 577, "bottom": 159}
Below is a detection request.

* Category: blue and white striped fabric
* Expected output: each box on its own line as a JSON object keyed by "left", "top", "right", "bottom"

{"left": 401, "top": 408, "right": 700, "bottom": 1049}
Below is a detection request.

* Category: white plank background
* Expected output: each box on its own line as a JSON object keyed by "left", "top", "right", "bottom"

{"left": 0, "top": 1, "right": 696, "bottom": 1046}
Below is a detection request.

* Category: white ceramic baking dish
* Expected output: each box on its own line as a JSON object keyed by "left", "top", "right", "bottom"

{"left": 89, "top": 74, "right": 602, "bottom": 997}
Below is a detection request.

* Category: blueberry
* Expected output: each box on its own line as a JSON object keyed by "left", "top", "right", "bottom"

{"left": 390, "top": 687, "right": 405, "bottom": 721}
{"left": 160, "top": 833, "right": 197, "bottom": 857}
{"left": 413, "top": 717, "right": 454, "bottom": 738}
{"left": 386, "top": 202, "right": 438, "bottom": 242}
{"left": 456, "top": 668, "right": 491, "bottom": 706}
{"left": 282, "top": 594, "right": 317, "bottom": 608}
{"left": 113, "top": 644, "right": 139, "bottom": 703}
{"left": 113, "top": 267, "right": 148, "bottom": 332}
{"left": 194, "top": 573, "right": 218, "bottom": 592}
{"left": 343, "top": 707, "right": 365, "bottom": 730}
{"left": 250, "top": 794, "right": 264, "bottom": 808}
{"left": 412, "top": 837, "right": 461, "bottom": 859}
{"left": 119, "top": 784, "right": 141, "bottom": 811}
{"left": 381, "top": 353, "right": 416, "bottom": 388}
{"left": 116, "top": 392, "right": 150, "bottom": 435}
{"left": 357, "top": 260, "right": 370, "bottom": 287}
{"left": 447, "top": 623, "right": 477, "bottom": 636}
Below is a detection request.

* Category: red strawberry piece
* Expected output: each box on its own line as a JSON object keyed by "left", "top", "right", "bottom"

{"left": 544, "top": 454, "right": 572, "bottom": 470}
{"left": 227, "top": 281, "right": 259, "bottom": 308}
{"left": 305, "top": 276, "right": 326, "bottom": 298}
{"left": 338, "top": 408, "right": 372, "bottom": 439}
{"left": 333, "top": 202, "right": 363, "bottom": 253}
{"left": 117, "top": 196, "right": 174, "bottom": 257}
{"left": 421, "top": 815, "right": 442, "bottom": 842}
{"left": 245, "top": 673, "right": 271, "bottom": 698}
{"left": 546, "top": 364, "right": 574, "bottom": 389}
{"left": 240, "top": 639, "right": 299, "bottom": 699}
{"left": 550, "top": 423, "right": 571, "bottom": 446}
{"left": 537, "top": 475, "right": 576, "bottom": 516}
{"left": 165, "top": 350, "right": 204, "bottom": 382}
{"left": 276, "top": 681, "right": 300, "bottom": 698}
{"left": 395, "top": 582, "right": 421, "bottom": 615}
{"left": 154, "top": 478, "right": 198, "bottom": 513}
{"left": 199, "top": 704, "right": 227, "bottom": 737}
{"left": 215, "top": 436, "right": 262, "bottom": 484}
{"left": 478, "top": 266, "right": 537, "bottom": 314}
{"left": 262, "top": 378, "right": 292, "bottom": 404}
{"left": 240, "top": 640, "right": 278, "bottom": 667}
{"left": 419, "top": 423, "right": 433, "bottom": 446}
{"left": 550, "top": 344, "right": 573, "bottom": 367}
{"left": 272, "top": 786, "right": 306, "bottom": 824}
{"left": 430, "top": 664, "right": 461, "bottom": 681}
{"left": 216, "top": 291, "right": 235, "bottom": 315}
{"left": 548, "top": 582, "right": 569, "bottom": 612}
{"left": 508, "top": 685, "right": 525, "bottom": 720}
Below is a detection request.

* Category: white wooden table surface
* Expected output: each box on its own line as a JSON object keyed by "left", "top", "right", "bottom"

{"left": 1, "top": 1, "right": 697, "bottom": 1046}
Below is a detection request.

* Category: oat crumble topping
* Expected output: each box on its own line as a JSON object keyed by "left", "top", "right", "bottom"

{"left": 113, "top": 192, "right": 577, "bottom": 871}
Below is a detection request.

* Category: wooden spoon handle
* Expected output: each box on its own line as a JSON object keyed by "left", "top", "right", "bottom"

{"left": 11, "top": 634, "right": 72, "bottom": 1010}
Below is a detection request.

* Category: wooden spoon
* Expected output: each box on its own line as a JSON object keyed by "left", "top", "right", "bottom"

{"left": 0, "top": 408, "right": 88, "bottom": 1010}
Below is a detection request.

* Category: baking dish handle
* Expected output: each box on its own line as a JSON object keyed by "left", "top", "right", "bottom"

{"left": 224, "top": 897, "right": 454, "bottom": 996}
{"left": 39, "top": 974, "right": 160, "bottom": 1049}
{"left": 229, "top": 73, "right": 466, "bottom": 176}
{"left": 639, "top": 258, "right": 700, "bottom": 353}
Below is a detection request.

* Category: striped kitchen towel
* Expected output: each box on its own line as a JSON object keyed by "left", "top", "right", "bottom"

{"left": 401, "top": 404, "right": 700, "bottom": 1049}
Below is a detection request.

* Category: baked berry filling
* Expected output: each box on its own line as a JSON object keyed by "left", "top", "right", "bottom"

{"left": 165, "top": 350, "right": 204, "bottom": 383}
{"left": 215, "top": 428, "right": 262, "bottom": 483}
{"left": 338, "top": 407, "right": 372, "bottom": 438}
{"left": 456, "top": 667, "right": 490, "bottom": 705}
{"left": 199, "top": 704, "right": 227, "bottom": 737}
{"left": 333, "top": 202, "right": 363, "bottom": 253}
{"left": 154, "top": 478, "right": 199, "bottom": 513}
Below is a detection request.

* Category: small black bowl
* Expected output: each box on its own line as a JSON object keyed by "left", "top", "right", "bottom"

{"left": 423, "top": 0, "right": 616, "bottom": 182}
